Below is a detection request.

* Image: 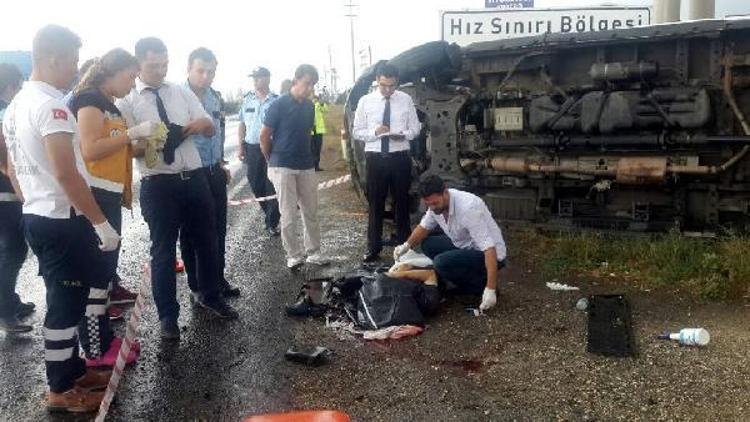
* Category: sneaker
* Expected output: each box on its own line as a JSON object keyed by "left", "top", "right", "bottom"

{"left": 175, "top": 259, "right": 185, "bottom": 273}
{"left": 0, "top": 316, "right": 33, "bottom": 333}
{"left": 195, "top": 297, "right": 239, "bottom": 319}
{"left": 85, "top": 337, "right": 139, "bottom": 368}
{"left": 75, "top": 368, "right": 113, "bottom": 391}
{"left": 287, "top": 257, "right": 304, "bottom": 270}
{"left": 47, "top": 387, "right": 104, "bottom": 413}
{"left": 107, "top": 306, "right": 125, "bottom": 321}
{"left": 110, "top": 284, "right": 137, "bottom": 305}
{"left": 305, "top": 254, "right": 330, "bottom": 266}
{"left": 15, "top": 301, "right": 36, "bottom": 319}
{"left": 285, "top": 296, "right": 326, "bottom": 318}
{"left": 160, "top": 319, "right": 180, "bottom": 341}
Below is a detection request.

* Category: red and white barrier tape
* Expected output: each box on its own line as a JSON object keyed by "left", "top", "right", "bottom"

{"left": 228, "top": 174, "right": 351, "bottom": 206}
{"left": 95, "top": 265, "right": 150, "bottom": 422}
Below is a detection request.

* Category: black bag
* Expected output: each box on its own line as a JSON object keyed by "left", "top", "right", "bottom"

{"left": 356, "top": 274, "right": 440, "bottom": 330}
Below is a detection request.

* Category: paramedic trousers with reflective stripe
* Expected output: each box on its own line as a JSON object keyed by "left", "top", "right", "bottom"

{"left": 0, "top": 201, "right": 27, "bottom": 319}
{"left": 75, "top": 187, "right": 120, "bottom": 360}
{"left": 24, "top": 214, "right": 108, "bottom": 393}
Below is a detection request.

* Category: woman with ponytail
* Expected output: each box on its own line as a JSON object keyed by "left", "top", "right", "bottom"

{"left": 69, "top": 48, "right": 159, "bottom": 367}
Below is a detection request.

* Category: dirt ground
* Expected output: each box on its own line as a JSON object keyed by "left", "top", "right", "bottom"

{"left": 289, "top": 136, "right": 750, "bottom": 422}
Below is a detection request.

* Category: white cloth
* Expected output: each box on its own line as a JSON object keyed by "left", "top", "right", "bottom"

{"left": 419, "top": 189, "right": 507, "bottom": 261}
{"left": 352, "top": 89, "right": 421, "bottom": 153}
{"left": 115, "top": 78, "right": 210, "bottom": 177}
{"left": 389, "top": 250, "right": 434, "bottom": 273}
{"left": 267, "top": 167, "right": 321, "bottom": 261}
{"left": 2, "top": 81, "right": 90, "bottom": 218}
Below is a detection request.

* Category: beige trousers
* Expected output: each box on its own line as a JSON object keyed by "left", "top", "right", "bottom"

{"left": 267, "top": 167, "right": 320, "bottom": 260}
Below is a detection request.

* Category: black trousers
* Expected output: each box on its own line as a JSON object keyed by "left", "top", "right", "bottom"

{"left": 24, "top": 214, "right": 108, "bottom": 393}
{"left": 180, "top": 165, "right": 229, "bottom": 293}
{"left": 311, "top": 134, "right": 323, "bottom": 170}
{"left": 140, "top": 171, "right": 221, "bottom": 322}
{"left": 366, "top": 151, "right": 412, "bottom": 254}
{"left": 244, "top": 143, "right": 280, "bottom": 230}
{"left": 0, "top": 200, "right": 27, "bottom": 319}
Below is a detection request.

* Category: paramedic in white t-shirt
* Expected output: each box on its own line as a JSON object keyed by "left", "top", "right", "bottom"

{"left": 2, "top": 25, "right": 120, "bottom": 413}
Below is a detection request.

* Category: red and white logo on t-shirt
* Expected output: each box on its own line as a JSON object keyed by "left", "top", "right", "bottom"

{"left": 52, "top": 109, "right": 68, "bottom": 120}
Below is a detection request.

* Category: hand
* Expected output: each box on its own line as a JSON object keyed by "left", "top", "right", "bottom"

{"left": 183, "top": 120, "right": 210, "bottom": 137}
{"left": 223, "top": 166, "right": 231, "bottom": 185}
{"left": 126, "top": 121, "right": 160, "bottom": 141}
{"left": 93, "top": 221, "right": 121, "bottom": 252}
{"left": 238, "top": 144, "right": 246, "bottom": 162}
{"left": 479, "top": 288, "right": 497, "bottom": 311}
{"left": 393, "top": 242, "right": 411, "bottom": 262}
{"left": 375, "top": 125, "right": 390, "bottom": 136}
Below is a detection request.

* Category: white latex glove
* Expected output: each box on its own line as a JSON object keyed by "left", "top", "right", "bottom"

{"left": 393, "top": 242, "right": 411, "bottom": 262}
{"left": 479, "top": 288, "right": 497, "bottom": 311}
{"left": 126, "top": 121, "right": 160, "bottom": 141}
{"left": 94, "top": 221, "right": 121, "bottom": 252}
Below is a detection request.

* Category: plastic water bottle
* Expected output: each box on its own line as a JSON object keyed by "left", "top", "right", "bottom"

{"left": 658, "top": 328, "right": 711, "bottom": 347}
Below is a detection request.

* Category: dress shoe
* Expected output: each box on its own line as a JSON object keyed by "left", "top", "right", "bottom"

{"left": 195, "top": 297, "right": 239, "bottom": 319}
{"left": 160, "top": 319, "right": 180, "bottom": 341}
{"left": 362, "top": 251, "right": 381, "bottom": 263}
{"left": 285, "top": 296, "right": 326, "bottom": 318}
{"left": 15, "top": 301, "right": 36, "bottom": 319}
{"left": 222, "top": 283, "right": 241, "bottom": 298}
{"left": 0, "top": 316, "right": 33, "bottom": 333}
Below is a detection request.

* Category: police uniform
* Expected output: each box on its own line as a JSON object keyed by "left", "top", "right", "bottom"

{"left": 240, "top": 90, "right": 280, "bottom": 231}
{"left": 2, "top": 81, "right": 109, "bottom": 393}
{"left": 178, "top": 82, "right": 232, "bottom": 295}
{"left": 69, "top": 88, "right": 132, "bottom": 360}
{"left": 0, "top": 99, "right": 29, "bottom": 324}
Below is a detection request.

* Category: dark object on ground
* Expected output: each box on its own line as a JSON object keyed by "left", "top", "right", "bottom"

{"left": 286, "top": 296, "right": 326, "bottom": 318}
{"left": 362, "top": 252, "right": 380, "bottom": 263}
{"left": 284, "top": 346, "right": 331, "bottom": 367}
{"left": 356, "top": 274, "right": 440, "bottom": 330}
{"left": 587, "top": 294, "right": 636, "bottom": 357}
{"left": 0, "top": 316, "right": 33, "bottom": 333}
{"left": 15, "top": 301, "right": 36, "bottom": 319}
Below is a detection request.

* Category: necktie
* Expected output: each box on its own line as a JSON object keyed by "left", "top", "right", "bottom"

{"left": 144, "top": 87, "right": 170, "bottom": 124}
{"left": 381, "top": 97, "right": 390, "bottom": 154}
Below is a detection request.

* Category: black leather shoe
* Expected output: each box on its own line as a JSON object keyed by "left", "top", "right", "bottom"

{"left": 285, "top": 297, "right": 326, "bottom": 318}
{"left": 222, "top": 284, "right": 241, "bottom": 298}
{"left": 15, "top": 302, "right": 36, "bottom": 319}
{"left": 196, "top": 297, "right": 239, "bottom": 319}
{"left": 267, "top": 227, "right": 281, "bottom": 237}
{"left": 362, "top": 251, "right": 381, "bottom": 263}
{"left": 0, "top": 316, "right": 33, "bottom": 333}
{"left": 160, "top": 319, "right": 180, "bottom": 341}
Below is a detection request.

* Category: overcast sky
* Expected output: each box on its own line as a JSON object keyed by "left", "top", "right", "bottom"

{"left": 0, "top": 0, "right": 747, "bottom": 96}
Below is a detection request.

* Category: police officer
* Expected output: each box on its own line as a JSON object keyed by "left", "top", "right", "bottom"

{"left": 3, "top": 25, "right": 119, "bottom": 412}
{"left": 116, "top": 37, "right": 238, "bottom": 341}
{"left": 0, "top": 63, "right": 35, "bottom": 333}
{"left": 238, "top": 66, "right": 281, "bottom": 237}
{"left": 180, "top": 47, "right": 240, "bottom": 299}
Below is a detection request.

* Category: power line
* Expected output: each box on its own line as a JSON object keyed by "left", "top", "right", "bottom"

{"left": 344, "top": 0, "right": 359, "bottom": 85}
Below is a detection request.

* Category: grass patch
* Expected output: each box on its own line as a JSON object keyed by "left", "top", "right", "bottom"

{"left": 521, "top": 230, "right": 750, "bottom": 300}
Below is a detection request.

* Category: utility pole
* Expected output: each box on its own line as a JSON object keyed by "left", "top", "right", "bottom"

{"left": 344, "top": 0, "right": 358, "bottom": 85}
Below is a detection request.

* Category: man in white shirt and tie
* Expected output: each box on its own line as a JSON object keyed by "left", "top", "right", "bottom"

{"left": 393, "top": 175, "right": 507, "bottom": 312}
{"left": 352, "top": 63, "right": 421, "bottom": 263}
{"left": 116, "top": 37, "right": 238, "bottom": 341}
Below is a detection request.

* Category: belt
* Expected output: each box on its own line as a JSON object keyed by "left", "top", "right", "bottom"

{"left": 365, "top": 150, "right": 409, "bottom": 158}
{"left": 143, "top": 169, "right": 201, "bottom": 182}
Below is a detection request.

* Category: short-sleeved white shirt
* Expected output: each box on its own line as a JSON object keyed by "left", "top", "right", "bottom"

{"left": 115, "top": 78, "right": 210, "bottom": 177}
{"left": 2, "top": 81, "right": 90, "bottom": 219}
{"left": 419, "top": 189, "right": 507, "bottom": 261}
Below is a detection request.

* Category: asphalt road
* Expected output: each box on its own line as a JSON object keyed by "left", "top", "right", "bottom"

{"left": 0, "top": 121, "right": 351, "bottom": 421}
